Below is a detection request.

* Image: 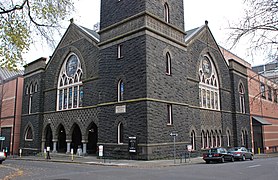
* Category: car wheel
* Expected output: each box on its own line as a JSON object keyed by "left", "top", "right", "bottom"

{"left": 242, "top": 155, "right": 246, "bottom": 161}
{"left": 250, "top": 155, "right": 254, "bottom": 161}
{"left": 205, "top": 160, "right": 210, "bottom": 164}
{"left": 0, "top": 160, "right": 2, "bottom": 164}
{"left": 230, "top": 156, "right": 235, "bottom": 162}
{"left": 221, "top": 157, "right": 225, "bottom": 163}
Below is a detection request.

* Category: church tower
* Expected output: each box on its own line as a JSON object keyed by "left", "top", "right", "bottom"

{"left": 98, "top": 0, "right": 187, "bottom": 160}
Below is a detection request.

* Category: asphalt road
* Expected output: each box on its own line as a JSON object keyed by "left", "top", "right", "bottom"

{"left": 1, "top": 157, "right": 278, "bottom": 180}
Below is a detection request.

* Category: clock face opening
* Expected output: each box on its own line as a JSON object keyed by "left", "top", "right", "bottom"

{"left": 66, "top": 55, "right": 78, "bottom": 77}
{"left": 202, "top": 56, "right": 212, "bottom": 77}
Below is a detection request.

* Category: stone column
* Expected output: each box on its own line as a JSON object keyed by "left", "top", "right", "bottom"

{"left": 52, "top": 140, "right": 58, "bottom": 153}
{"left": 82, "top": 137, "right": 88, "bottom": 156}
{"left": 41, "top": 139, "right": 46, "bottom": 153}
{"left": 82, "top": 143, "right": 87, "bottom": 155}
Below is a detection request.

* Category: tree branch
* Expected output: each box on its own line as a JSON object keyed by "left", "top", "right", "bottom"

{"left": 0, "top": 0, "right": 28, "bottom": 14}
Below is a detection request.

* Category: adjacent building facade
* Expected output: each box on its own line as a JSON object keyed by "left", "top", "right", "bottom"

{"left": 20, "top": 0, "right": 251, "bottom": 159}
{"left": 0, "top": 68, "right": 24, "bottom": 155}
{"left": 248, "top": 67, "right": 278, "bottom": 153}
{"left": 221, "top": 47, "right": 278, "bottom": 154}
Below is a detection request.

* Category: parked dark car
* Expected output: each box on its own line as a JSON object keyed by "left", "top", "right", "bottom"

{"left": 0, "top": 151, "right": 7, "bottom": 164}
{"left": 228, "top": 147, "right": 254, "bottom": 161}
{"left": 203, "top": 147, "right": 234, "bottom": 164}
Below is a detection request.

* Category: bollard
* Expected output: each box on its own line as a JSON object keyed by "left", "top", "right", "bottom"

{"left": 71, "top": 148, "right": 74, "bottom": 161}
{"left": 258, "top": 148, "right": 260, "bottom": 154}
{"left": 19, "top": 149, "right": 22, "bottom": 158}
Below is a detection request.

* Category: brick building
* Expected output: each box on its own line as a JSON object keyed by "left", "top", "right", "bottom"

{"left": 20, "top": 0, "right": 251, "bottom": 159}
{"left": 0, "top": 68, "right": 24, "bottom": 155}
{"left": 221, "top": 47, "right": 278, "bottom": 154}
{"left": 248, "top": 68, "right": 278, "bottom": 153}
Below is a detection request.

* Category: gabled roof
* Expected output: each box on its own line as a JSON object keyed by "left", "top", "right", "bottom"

{"left": 184, "top": 25, "right": 205, "bottom": 43}
{"left": 79, "top": 25, "right": 100, "bottom": 42}
{"left": 45, "top": 21, "right": 100, "bottom": 70}
{"left": 0, "top": 67, "right": 24, "bottom": 82}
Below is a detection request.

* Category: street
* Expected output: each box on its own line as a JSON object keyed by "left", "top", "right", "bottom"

{"left": 0, "top": 157, "right": 278, "bottom": 180}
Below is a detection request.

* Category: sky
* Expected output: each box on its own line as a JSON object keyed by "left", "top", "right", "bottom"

{"left": 23, "top": 0, "right": 265, "bottom": 66}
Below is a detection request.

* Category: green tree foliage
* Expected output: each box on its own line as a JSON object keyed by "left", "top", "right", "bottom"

{"left": 228, "top": 0, "right": 277, "bottom": 62}
{"left": 0, "top": 0, "right": 74, "bottom": 69}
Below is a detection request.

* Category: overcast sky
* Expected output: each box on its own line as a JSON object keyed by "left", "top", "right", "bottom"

{"left": 24, "top": 0, "right": 265, "bottom": 66}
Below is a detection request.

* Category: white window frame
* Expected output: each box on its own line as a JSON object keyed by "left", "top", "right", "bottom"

{"left": 227, "top": 130, "right": 231, "bottom": 147}
{"left": 167, "top": 104, "right": 173, "bottom": 125}
{"left": 201, "top": 131, "right": 205, "bottom": 149}
{"left": 118, "top": 122, "right": 123, "bottom": 144}
{"left": 199, "top": 55, "right": 220, "bottom": 110}
{"left": 191, "top": 130, "right": 196, "bottom": 150}
{"left": 25, "top": 126, "right": 33, "bottom": 141}
{"left": 117, "top": 44, "right": 123, "bottom": 59}
{"left": 166, "top": 52, "right": 171, "bottom": 75}
{"left": 57, "top": 53, "right": 83, "bottom": 111}
{"left": 164, "top": 3, "right": 170, "bottom": 23}
{"left": 239, "top": 83, "right": 245, "bottom": 113}
{"left": 117, "top": 80, "right": 124, "bottom": 102}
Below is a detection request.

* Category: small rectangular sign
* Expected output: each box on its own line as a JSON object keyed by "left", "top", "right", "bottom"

{"left": 128, "top": 137, "right": 137, "bottom": 153}
{"left": 0, "top": 136, "right": 5, "bottom": 141}
{"left": 115, "top": 105, "right": 126, "bottom": 114}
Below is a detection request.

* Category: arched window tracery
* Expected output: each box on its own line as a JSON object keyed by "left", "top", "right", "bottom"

{"left": 57, "top": 53, "right": 83, "bottom": 110}
{"left": 199, "top": 55, "right": 220, "bottom": 110}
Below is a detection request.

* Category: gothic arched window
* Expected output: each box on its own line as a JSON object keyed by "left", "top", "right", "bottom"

{"left": 199, "top": 55, "right": 220, "bottom": 110}
{"left": 25, "top": 126, "right": 33, "bottom": 141}
{"left": 166, "top": 52, "right": 171, "bottom": 75}
{"left": 118, "top": 80, "right": 124, "bottom": 102}
{"left": 191, "top": 130, "right": 196, "bottom": 150}
{"left": 239, "top": 83, "right": 245, "bottom": 113}
{"left": 164, "top": 3, "right": 170, "bottom": 23}
{"left": 57, "top": 53, "right": 83, "bottom": 111}
{"left": 227, "top": 129, "right": 231, "bottom": 147}
{"left": 118, "top": 122, "right": 124, "bottom": 144}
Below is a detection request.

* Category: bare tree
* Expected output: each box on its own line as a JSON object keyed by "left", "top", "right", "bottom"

{"left": 0, "top": 0, "right": 74, "bottom": 69}
{"left": 228, "top": 0, "right": 278, "bottom": 63}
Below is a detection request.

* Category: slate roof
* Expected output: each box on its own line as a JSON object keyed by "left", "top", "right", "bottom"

{"left": 184, "top": 26, "right": 204, "bottom": 43}
{"left": 79, "top": 25, "right": 100, "bottom": 42}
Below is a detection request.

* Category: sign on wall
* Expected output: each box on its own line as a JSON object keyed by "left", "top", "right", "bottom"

{"left": 129, "top": 137, "right": 137, "bottom": 153}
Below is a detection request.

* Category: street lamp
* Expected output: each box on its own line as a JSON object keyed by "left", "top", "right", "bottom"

{"left": 170, "top": 132, "right": 178, "bottom": 164}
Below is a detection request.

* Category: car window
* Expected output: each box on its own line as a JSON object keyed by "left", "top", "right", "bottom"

{"left": 209, "top": 149, "right": 218, "bottom": 153}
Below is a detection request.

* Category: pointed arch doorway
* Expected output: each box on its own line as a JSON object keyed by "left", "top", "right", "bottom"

{"left": 71, "top": 124, "right": 82, "bottom": 153}
{"left": 57, "top": 125, "right": 66, "bottom": 153}
{"left": 45, "top": 124, "right": 53, "bottom": 150}
{"left": 87, "top": 122, "right": 98, "bottom": 154}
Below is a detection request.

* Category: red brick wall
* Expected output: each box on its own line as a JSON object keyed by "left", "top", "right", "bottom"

{"left": 248, "top": 69, "right": 278, "bottom": 153}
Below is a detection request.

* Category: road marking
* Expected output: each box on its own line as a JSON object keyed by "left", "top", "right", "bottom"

{"left": 248, "top": 164, "right": 261, "bottom": 168}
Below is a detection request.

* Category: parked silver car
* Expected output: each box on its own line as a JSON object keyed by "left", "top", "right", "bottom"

{"left": 228, "top": 147, "right": 254, "bottom": 161}
{"left": 0, "top": 151, "right": 7, "bottom": 164}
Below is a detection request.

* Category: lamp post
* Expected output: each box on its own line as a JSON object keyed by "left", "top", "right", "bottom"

{"left": 170, "top": 132, "right": 178, "bottom": 164}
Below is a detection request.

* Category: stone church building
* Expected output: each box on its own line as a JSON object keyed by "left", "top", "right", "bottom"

{"left": 20, "top": 0, "right": 251, "bottom": 160}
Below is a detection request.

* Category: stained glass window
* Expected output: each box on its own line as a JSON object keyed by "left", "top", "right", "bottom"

{"left": 199, "top": 54, "right": 220, "bottom": 110}
{"left": 57, "top": 53, "right": 83, "bottom": 111}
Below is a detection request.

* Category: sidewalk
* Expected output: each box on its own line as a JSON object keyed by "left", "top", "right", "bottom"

{"left": 10, "top": 153, "right": 204, "bottom": 167}
{"left": 9, "top": 152, "right": 278, "bottom": 168}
